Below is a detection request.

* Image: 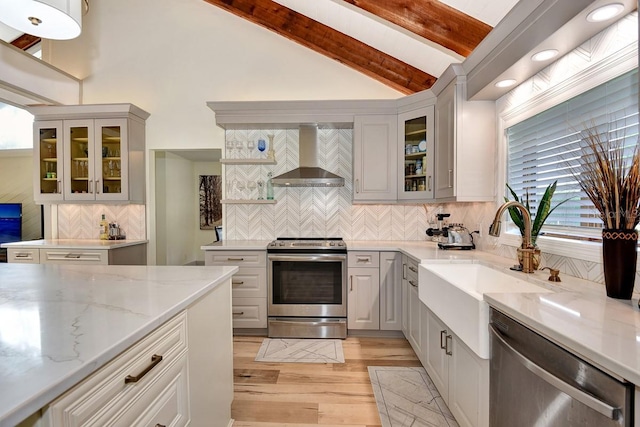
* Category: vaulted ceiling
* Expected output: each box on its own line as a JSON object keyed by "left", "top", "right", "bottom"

{"left": 202, "top": 0, "right": 519, "bottom": 94}
{"left": 2, "top": 0, "right": 520, "bottom": 94}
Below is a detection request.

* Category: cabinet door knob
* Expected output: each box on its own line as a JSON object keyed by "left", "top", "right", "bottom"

{"left": 355, "top": 179, "right": 360, "bottom": 193}
{"left": 350, "top": 275, "right": 353, "bottom": 291}
{"left": 428, "top": 176, "right": 432, "bottom": 191}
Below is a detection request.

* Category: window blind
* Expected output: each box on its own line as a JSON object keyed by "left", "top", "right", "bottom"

{"left": 507, "top": 69, "right": 639, "bottom": 231}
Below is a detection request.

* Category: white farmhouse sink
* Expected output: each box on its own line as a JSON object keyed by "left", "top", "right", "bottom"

{"left": 418, "top": 263, "right": 552, "bottom": 359}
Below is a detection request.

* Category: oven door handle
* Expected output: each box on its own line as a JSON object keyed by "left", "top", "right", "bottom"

{"left": 269, "top": 318, "right": 344, "bottom": 327}
{"left": 268, "top": 254, "right": 346, "bottom": 262}
{"left": 489, "top": 324, "right": 620, "bottom": 420}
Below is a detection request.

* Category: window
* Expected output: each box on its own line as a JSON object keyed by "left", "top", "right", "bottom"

{"left": 0, "top": 103, "right": 33, "bottom": 150}
{"left": 506, "top": 68, "right": 638, "bottom": 236}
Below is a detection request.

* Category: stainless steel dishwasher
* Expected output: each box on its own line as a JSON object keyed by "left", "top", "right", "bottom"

{"left": 489, "top": 308, "right": 633, "bottom": 427}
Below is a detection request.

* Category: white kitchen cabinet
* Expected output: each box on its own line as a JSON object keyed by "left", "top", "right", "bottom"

{"left": 46, "top": 312, "right": 190, "bottom": 426}
{"left": 353, "top": 115, "right": 398, "bottom": 202}
{"left": 434, "top": 77, "right": 495, "bottom": 201}
{"left": 44, "top": 275, "right": 233, "bottom": 427}
{"left": 31, "top": 104, "right": 149, "bottom": 204}
{"left": 398, "top": 106, "right": 435, "bottom": 201}
{"left": 6, "top": 244, "right": 147, "bottom": 265}
{"left": 348, "top": 251, "right": 380, "bottom": 330}
{"left": 204, "top": 250, "right": 267, "bottom": 329}
{"left": 422, "top": 305, "right": 489, "bottom": 427}
{"left": 379, "top": 252, "right": 402, "bottom": 331}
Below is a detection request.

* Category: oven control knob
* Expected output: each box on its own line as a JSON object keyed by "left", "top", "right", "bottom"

{"left": 338, "top": 242, "right": 345, "bottom": 246}
{"left": 279, "top": 242, "right": 285, "bottom": 246}
{"left": 330, "top": 242, "right": 335, "bottom": 246}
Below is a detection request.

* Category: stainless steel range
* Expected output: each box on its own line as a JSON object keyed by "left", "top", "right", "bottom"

{"left": 267, "top": 237, "right": 347, "bottom": 339}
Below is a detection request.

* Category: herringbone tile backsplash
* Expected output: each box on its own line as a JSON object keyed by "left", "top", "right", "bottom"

{"left": 56, "top": 204, "right": 146, "bottom": 240}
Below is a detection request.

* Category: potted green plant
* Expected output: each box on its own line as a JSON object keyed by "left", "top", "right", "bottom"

{"left": 504, "top": 180, "right": 570, "bottom": 270}
{"left": 569, "top": 126, "right": 640, "bottom": 299}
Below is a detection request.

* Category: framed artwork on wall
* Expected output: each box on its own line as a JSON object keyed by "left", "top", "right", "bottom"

{"left": 199, "top": 175, "right": 222, "bottom": 230}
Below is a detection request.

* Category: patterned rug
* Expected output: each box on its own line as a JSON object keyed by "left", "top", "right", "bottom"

{"left": 368, "top": 366, "right": 459, "bottom": 427}
{"left": 255, "top": 338, "right": 345, "bottom": 363}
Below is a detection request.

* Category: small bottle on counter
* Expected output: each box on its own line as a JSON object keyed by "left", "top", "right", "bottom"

{"left": 266, "top": 172, "right": 274, "bottom": 200}
{"left": 99, "top": 214, "right": 109, "bottom": 240}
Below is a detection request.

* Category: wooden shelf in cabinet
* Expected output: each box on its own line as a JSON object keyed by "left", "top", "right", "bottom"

{"left": 72, "top": 137, "right": 89, "bottom": 142}
{"left": 405, "top": 173, "right": 426, "bottom": 179}
{"left": 221, "top": 199, "right": 277, "bottom": 204}
{"left": 42, "top": 158, "right": 58, "bottom": 162}
{"left": 405, "top": 129, "right": 427, "bottom": 137}
{"left": 220, "top": 159, "right": 277, "bottom": 165}
{"left": 104, "top": 177, "right": 122, "bottom": 181}
{"left": 404, "top": 152, "right": 427, "bottom": 160}
{"left": 41, "top": 138, "right": 58, "bottom": 143}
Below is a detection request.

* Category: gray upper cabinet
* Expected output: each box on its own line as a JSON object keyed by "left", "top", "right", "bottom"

{"left": 31, "top": 104, "right": 149, "bottom": 204}
{"left": 434, "top": 76, "right": 495, "bottom": 201}
{"left": 353, "top": 114, "right": 398, "bottom": 202}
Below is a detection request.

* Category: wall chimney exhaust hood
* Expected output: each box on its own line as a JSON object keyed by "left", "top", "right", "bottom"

{"left": 271, "top": 124, "right": 345, "bottom": 187}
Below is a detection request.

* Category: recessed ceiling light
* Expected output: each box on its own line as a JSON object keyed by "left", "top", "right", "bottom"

{"left": 531, "top": 49, "right": 559, "bottom": 62}
{"left": 586, "top": 3, "right": 624, "bottom": 23}
{"left": 495, "top": 79, "right": 517, "bottom": 88}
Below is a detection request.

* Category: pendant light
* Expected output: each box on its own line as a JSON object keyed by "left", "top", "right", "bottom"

{"left": 0, "top": 0, "right": 83, "bottom": 40}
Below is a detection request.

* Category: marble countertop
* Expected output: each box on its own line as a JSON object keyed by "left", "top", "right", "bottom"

{"left": 200, "top": 238, "right": 640, "bottom": 385}
{"left": 1, "top": 239, "right": 148, "bottom": 250}
{"left": 0, "top": 263, "right": 238, "bottom": 427}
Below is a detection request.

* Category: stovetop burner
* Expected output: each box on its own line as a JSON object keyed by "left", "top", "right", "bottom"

{"left": 268, "top": 237, "right": 346, "bottom": 252}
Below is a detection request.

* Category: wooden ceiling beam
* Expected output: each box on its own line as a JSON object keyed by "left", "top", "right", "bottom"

{"left": 203, "top": 0, "right": 436, "bottom": 94}
{"left": 11, "top": 34, "right": 41, "bottom": 51}
{"left": 342, "top": 0, "right": 492, "bottom": 57}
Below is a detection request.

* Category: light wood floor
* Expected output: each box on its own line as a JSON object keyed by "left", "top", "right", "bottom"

{"left": 231, "top": 335, "right": 422, "bottom": 427}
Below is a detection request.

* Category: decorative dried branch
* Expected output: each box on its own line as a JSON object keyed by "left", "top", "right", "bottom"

{"left": 568, "top": 123, "right": 640, "bottom": 230}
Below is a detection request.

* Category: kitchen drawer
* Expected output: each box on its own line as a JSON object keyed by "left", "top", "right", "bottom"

{"left": 46, "top": 312, "right": 188, "bottom": 426}
{"left": 231, "top": 267, "right": 267, "bottom": 298}
{"left": 7, "top": 248, "right": 40, "bottom": 263}
{"left": 232, "top": 297, "right": 267, "bottom": 329}
{"left": 40, "top": 249, "right": 108, "bottom": 265}
{"left": 115, "top": 353, "right": 189, "bottom": 427}
{"left": 205, "top": 250, "right": 266, "bottom": 267}
{"left": 348, "top": 251, "right": 380, "bottom": 268}
{"left": 405, "top": 256, "right": 419, "bottom": 286}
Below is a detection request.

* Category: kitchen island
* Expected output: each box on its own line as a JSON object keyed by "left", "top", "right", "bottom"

{"left": 0, "top": 263, "right": 237, "bottom": 427}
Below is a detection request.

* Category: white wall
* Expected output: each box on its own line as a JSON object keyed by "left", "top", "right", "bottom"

{"left": 44, "top": 0, "right": 402, "bottom": 262}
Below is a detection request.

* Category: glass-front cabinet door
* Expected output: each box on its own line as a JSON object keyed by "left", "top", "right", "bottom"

{"left": 95, "top": 119, "right": 128, "bottom": 201}
{"left": 62, "top": 118, "right": 128, "bottom": 201}
{"left": 34, "top": 121, "right": 64, "bottom": 202}
{"left": 64, "top": 119, "right": 94, "bottom": 201}
{"left": 398, "top": 105, "right": 435, "bottom": 201}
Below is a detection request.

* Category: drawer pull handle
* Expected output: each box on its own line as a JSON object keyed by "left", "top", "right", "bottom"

{"left": 445, "top": 335, "right": 453, "bottom": 356}
{"left": 232, "top": 281, "right": 244, "bottom": 285}
{"left": 15, "top": 253, "right": 31, "bottom": 258}
{"left": 227, "top": 257, "right": 244, "bottom": 261}
{"left": 409, "top": 280, "right": 417, "bottom": 288}
{"left": 64, "top": 253, "right": 82, "bottom": 259}
{"left": 408, "top": 266, "right": 418, "bottom": 273}
{"left": 440, "top": 330, "right": 447, "bottom": 349}
{"left": 356, "top": 257, "right": 370, "bottom": 262}
{"left": 156, "top": 424, "right": 166, "bottom": 427}
{"left": 124, "top": 354, "right": 163, "bottom": 384}
{"left": 233, "top": 311, "right": 245, "bottom": 316}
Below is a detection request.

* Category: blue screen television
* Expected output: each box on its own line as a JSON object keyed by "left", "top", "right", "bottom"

{"left": 0, "top": 203, "right": 22, "bottom": 245}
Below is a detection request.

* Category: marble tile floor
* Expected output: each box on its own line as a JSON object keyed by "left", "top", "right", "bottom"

{"left": 369, "top": 366, "right": 459, "bottom": 427}
{"left": 255, "top": 338, "right": 345, "bottom": 363}
{"left": 232, "top": 336, "right": 459, "bottom": 427}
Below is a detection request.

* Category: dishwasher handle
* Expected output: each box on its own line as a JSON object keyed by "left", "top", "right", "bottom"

{"left": 489, "top": 324, "right": 620, "bottom": 420}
